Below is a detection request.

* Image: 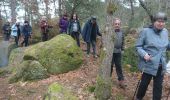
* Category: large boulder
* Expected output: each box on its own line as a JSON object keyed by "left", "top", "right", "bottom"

{"left": 45, "top": 82, "right": 78, "bottom": 100}
{"left": 9, "top": 60, "right": 49, "bottom": 83}
{"left": 8, "top": 34, "right": 83, "bottom": 82}
{"left": 24, "top": 34, "right": 83, "bottom": 74}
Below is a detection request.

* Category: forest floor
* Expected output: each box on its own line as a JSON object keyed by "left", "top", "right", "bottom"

{"left": 0, "top": 41, "right": 170, "bottom": 100}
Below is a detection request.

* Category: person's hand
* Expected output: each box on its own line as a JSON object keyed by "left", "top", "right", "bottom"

{"left": 144, "top": 54, "right": 151, "bottom": 62}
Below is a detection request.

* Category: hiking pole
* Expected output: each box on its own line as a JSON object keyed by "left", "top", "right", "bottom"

{"left": 132, "top": 72, "right": 143, "bottom": 100}
{"left": 166, "top": 88, "right": 170, "bottom": 100}
{"left": 166, "top": 75, "right": 170, "bottom": 100}
{"left": 166, "top": 61, "right": 170, "bottom": 100}
{"left": 132, "top": 68, "right": 145, "bottom": 100}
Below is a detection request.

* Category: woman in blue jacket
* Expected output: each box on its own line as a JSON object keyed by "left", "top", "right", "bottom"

{"left": 11, "top": 23, "right": 18, "bottom": 46}
{"left": 135, "top": 12, "right": 170, "bottom": 100}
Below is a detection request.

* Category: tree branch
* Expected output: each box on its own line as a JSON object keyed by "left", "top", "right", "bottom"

{"left": 138, "top": 0, "right": 153, "bottom": 22}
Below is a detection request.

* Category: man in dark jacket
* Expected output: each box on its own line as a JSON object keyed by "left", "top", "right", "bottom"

{"left": 110, "top": 18, "right": 125, "bottom": 88}
{"left": 2, "top": 21, "right": 11, "bottom": 41}
{"left": 82, "top": 16, "right": 102, "bottom": 58}
{"left": 21, "top": 21, "right": 32, "bottom": 47}
{"left": 16, "top": 22, "right": 21, "bottom": 43}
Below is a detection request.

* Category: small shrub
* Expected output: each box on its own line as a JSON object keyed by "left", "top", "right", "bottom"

{"left": 123, "top": 46, "right": 138, "bottom": 72}
{"left": 87, "top": 85, "right": 96, "bottom": 93}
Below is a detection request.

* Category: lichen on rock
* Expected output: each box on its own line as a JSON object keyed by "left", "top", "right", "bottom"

{"left": 45, "top": 82, "right": 78, "bottom": 100}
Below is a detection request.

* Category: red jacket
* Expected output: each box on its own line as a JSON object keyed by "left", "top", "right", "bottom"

{"left": 40, "top": 20, "right": 48, "bottom": 33}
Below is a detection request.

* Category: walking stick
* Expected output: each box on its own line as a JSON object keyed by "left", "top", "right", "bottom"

{"left": 132, "top": 72, "right": 142, "bottom": 100}
{"left": 166, "top": 61, "right": 170, "bottom": 100}
{"left": 166, "top": 74, "right": 170, "bottom": 100}
{"left": 132, "top": 68, "right": 145, "bottom": 100}
{"left": 166, "top": 89, "right": 170, "bottom": 100}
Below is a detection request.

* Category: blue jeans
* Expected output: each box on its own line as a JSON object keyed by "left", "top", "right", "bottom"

{"left": 86, "top": 40, "right": 96, "bottom": 55}
{"left": 136, "top": 66, "right": 163, "bottom": 100}
{"left": 111, "top": 53, "right": 124, "bottom": 81}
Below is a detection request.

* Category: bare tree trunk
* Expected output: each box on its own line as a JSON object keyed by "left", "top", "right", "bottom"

{"left": 95, "top": 0, "right": 115, "bottom": 99}
{"left": 128, "top": 0, "right": 135, "bottom": 29}
{"left": 53, "top": 0, "right": 57, "bottom": 16}
{"left": 3, "top": 1, "right": 8, "bottom": 20}
{"left": 0, "top": 3, "right": 1, "bottom": 20}
{"left": 58, "top": 0, "right": 62, "bottom": 17}
{"left": 71, "top": 0, "right": 81, "bottom": 15}
{"left": 138, "top": 0, "right": 153, "bottom": 23}
{"left": 129, "top": 0, "right": 134, "bottom": 19}
{"left": 10, "top": 0, "right": 17, "bottom": 24}
{"left": 44, "top": 0, "right": 49, "bottom": 18}
{"left": 24, "top": 7, "right": 27, "bottom": 21}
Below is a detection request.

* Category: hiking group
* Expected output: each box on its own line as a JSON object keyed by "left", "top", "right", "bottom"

{"left": 2, "top": 11, "right": 170, "bottom": 100}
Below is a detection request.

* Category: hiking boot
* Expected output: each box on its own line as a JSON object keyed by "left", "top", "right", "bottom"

{"left": 135, "top": 98, "right": 142, "bottom": 100}
{"left": 118, "top": 80, "right": 127, "bottom": 89}
{"left": 87, "top": 54, "right": 90, "bottom": 58}
{"left": 93, "top": 54, "right": 98, "bottom": 58}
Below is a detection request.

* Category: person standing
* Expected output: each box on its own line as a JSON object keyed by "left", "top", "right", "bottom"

{"left": 135, "top": 12, "right": 170, "bottom": 100}
{"left": 11, "top": 22, "right": 18, "bottom": 46}
{"left": 110, "top": 18, "right": 126, "bottom": 88}
{"left": 68, "top": 13, "right": 81, "bottom": 47}
{"left": 82, "top": 16, "right": 102, "bottom": 58}
{"left": 59, "top": 14, "right": 69, "bottom": 34}
{"left": 2, "top": 21, "right": 11, "bottom": 41}
{"left": 40, "top": 16, "right": 52, "bottom": 41}
{"left": 16, "top": 22, "right": 21, "bottom": 43}
{"left": 21, "top": 21, "right": 32, "bottom": 47}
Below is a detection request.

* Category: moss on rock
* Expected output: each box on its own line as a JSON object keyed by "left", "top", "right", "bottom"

{"left": 24, "top": 34, "right": 83, "bottom": 74}
{"left": 9, "top": 60, "right": 49, "bottom": 83}
{"left": 45, "top": 82, "right": 78, "bottom": 100}
{"left": 9, "top": 48, "right": 26, "bottom": 66}
{"left": 8, "top": 34, "right": 83, "bottom": 83}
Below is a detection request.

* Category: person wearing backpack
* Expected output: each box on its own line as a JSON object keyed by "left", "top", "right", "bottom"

{"left": 68, "top": 13, "right": 81, "bottom": 47}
